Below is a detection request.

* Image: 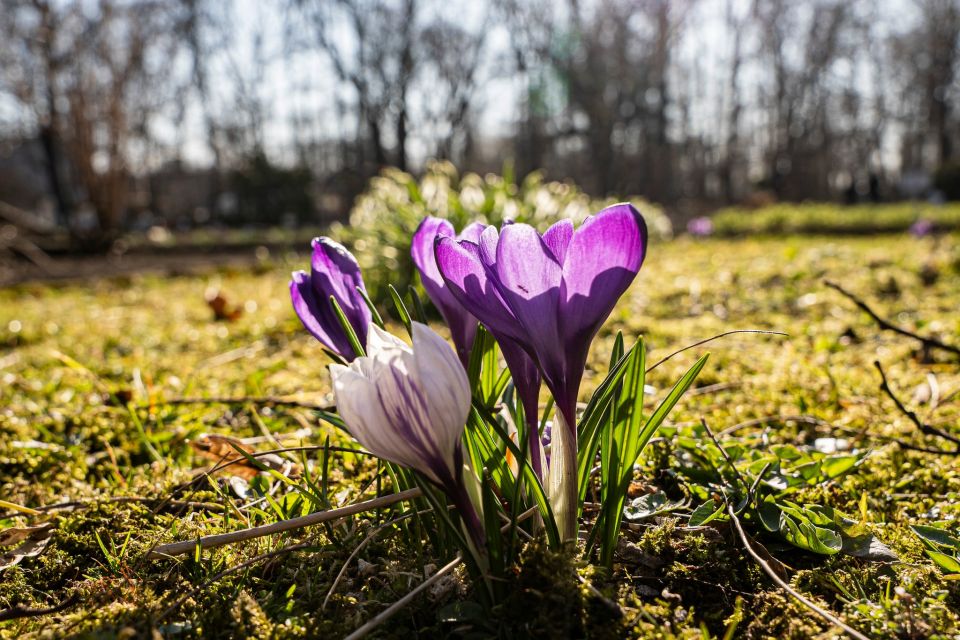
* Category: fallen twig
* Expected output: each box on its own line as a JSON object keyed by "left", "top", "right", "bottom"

{"left": 874, "top": 361, "right": 960, "bottom": 453}
{"left": 149, "top": 444, "right": 371, "bottom": 517}
{"left": 0, "top": 496, "right": 228, "bottom": 520}
{"left": 147, "top": 487, "right": 423, "bottom": 558}
{"left": 140, "top": 396, "right": 335, "bottom": 412}
{"left": 701, "top": 419, "right": 748, "bottom": 494}
{"left": 826, "top": 280, "right": 960, "bottom": 358}
{"left": 577, "top": 574, "right": 623, "bottom": 617}
{"left": 726, "top": 503, "right": 870, "bottom": 640}
{"left": 0, "top": 593, "right": 79, "bottom": 622}
{"left": 344, "top": 555, "right": 463, "bottom": 640}
{"left": 689, "top": 381, "right": 741, "bottom": 396}
{"left": 716, "top": 414, "right": 831, "bottom": 438}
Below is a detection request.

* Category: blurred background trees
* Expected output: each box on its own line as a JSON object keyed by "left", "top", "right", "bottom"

{"left": 0, "top": 0, "right": 958, "bottom": 240}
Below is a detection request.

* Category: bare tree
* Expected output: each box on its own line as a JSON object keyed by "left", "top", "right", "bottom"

{"left": 0, "top": 0, "right": 186, "bottom": 239}
{"left": 289, "top": 0, "right": 420, "bottom": 173}
{"left": 418, "top": 16, "right": 488, "bottom": 163}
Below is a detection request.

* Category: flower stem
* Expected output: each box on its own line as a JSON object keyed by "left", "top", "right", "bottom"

{"left": 547, "top": 409, "right": 579, "bottom": 544}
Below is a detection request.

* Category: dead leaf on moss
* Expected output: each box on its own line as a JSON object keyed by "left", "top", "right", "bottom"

{"left": 0, "top": 526, "right": 53, "bottom": 569}
{"left": 0, "top": 522, "right": 53, "bottom": 547}
{"left": 190, "top": 434, "right": 301, "bottom": 479}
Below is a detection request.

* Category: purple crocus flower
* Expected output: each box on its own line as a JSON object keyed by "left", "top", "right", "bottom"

{"left": 290, "top": 237, "right": 371, "bottom": 361}
{"left": 434, "top": 203, "right": 648, "bottom": 540}
{"left": 434, "top": 203, "right": 647, "bottom": 428}
{"left": 686, "top": 216, "right": 713, "bottom": 237}
{"left": 413, "top": 216, "right": 547, "bottom": 478}
{"left": 411, "top": 217, "right": 486, "bottom": 368}
{"left": 909, "top": 219, "right": 935, "bottom": 237}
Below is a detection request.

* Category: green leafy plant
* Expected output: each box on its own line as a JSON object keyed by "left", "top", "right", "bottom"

{"left": 331, "top": 161, "right": 672, "bottom": 304}
{"left": 912, "top": 525, "right": 960, "bottom": 576}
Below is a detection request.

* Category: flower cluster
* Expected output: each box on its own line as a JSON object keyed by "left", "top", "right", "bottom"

{"left": 291, "top": 203, "right": 648, "bottom": 547}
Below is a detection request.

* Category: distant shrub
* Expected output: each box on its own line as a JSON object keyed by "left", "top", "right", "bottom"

{"left": 331, "top": 161, "right": 672, "bottom": 302}
{"left": 231, "top": 152, "right": 316, "bottom": 226}
{"left": 934, "top": 162, "right": 960, "bottom": 201}
{"left": 711, "top": 202, "right": 960, "bottom": 236}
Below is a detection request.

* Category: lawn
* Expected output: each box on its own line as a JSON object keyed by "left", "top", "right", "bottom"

{"left": 1, "top": 233, "right": 959, "bottom": 638}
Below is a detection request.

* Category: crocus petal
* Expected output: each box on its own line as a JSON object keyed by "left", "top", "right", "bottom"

{"left": 411, "top": 217, "right": 455, "bottom": 293}
{"left": 560, "top": 203, "right": 647, "bottom": 347}
{"left": 434, "top": 237, "right": 524, "bottom": 343}
{"left": 367, "top": 322, "right": 410, "bottom": 356}
{"left": 412, "top": 217, "right": 479, "bottom": 368}
{"left": 290, "top": 270, "right": 353, "bottom": 357}
{"left": 375, "top": 348, "right": 460, "bottom": 486}
{"left": 458, "top": 222, "right": 486, "bottom": 244}
{"left": 411, "top": 322, "right": 471, "bottom": 448}
{"left": 542, "top": 219, "right": 574, "bottom": 264}
{"left": 491, "top": 223, "right": 565, "bottom": 389}
{"left": 311, "top": 238, "right": 371, "bottom": 347}
{"left": 330, "top": 363, "right": 403, "bottom": 464}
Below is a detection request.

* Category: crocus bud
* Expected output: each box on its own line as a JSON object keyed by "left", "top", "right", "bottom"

{"left": 329, "top": 322, "right": 484, "bottom": 548}
{"left": 290, "top": 237, "right": 371, "bottom": 361}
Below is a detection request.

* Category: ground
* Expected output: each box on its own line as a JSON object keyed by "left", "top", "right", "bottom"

{"left": 1, "top": 234, "right": 959, "bottom": 638}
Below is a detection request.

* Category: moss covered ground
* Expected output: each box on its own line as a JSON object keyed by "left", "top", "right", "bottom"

{"left": 1, "top": 233, "right": 959, "bottom": 638}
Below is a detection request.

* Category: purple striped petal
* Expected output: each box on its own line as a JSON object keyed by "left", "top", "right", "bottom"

{"left": 290, "top": 270, "right": 353, "bottom": 358}
{"left": 543, "top": 219, "right": 574, "bottom": 264}
{"left": 310, "top": 238, "right": 371, "bottom": 347}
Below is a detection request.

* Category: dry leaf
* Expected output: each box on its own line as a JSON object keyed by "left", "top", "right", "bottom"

{"left": 190, "top": 434, "right": 301, "bottom": 479}
{"left": 205, "top": 288, "right": 243, "bottom": 322}
{"left": 0, "top": 526, "right": 53, "bottom": 569}
{"left": 0, "top": 523, "right": 53, "bottom": 547}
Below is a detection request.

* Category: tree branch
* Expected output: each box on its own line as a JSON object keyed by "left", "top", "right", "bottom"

{"left": 874, "top": 361, "right": 960, "bottom": 452}
{"left": 147, "top": 487, "right": 422, "bottom": 558}
{"left": 826, "top": 280, "right": 960, "bottom": 359}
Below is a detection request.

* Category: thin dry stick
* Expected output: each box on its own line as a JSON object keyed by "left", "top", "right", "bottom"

{"left": 646, "top": 330, "right": 787, "bottom": 373}
{"left": 689, "top": 381, "right": 741, "bottom": 396}
{"left": 148, "top": 487, "right": 423, "bottom": 558}
{"left": 344, "top": 555, "right": 463, "bottom": 640}
{"left": 139, "top": 396, "right": 335, "bottom": 412}
{"left": 826, "top": 280, "right": 960, "bottom": 358}
{"left": 0, "top": 496, "right": 227, "bottom": 520}
{"left": 577, "top": 574, "right": 623, "bottom": 617}
{"left": 0, "top": 593, "right": 79, "bottom": 622}
{"left": 726, "top": 503, "right": 870, "bottom": 640}
{"left": 874, "top": 361, "right": 960, "bottom": 452}
{"left": 150, "top": 444, "right": 371, "bottom": 516}
{"left": 159, "top": 541, "right": 313, "bottom": 620}
{"left": 700, "top": 419, "right": 748, "bottom": 492}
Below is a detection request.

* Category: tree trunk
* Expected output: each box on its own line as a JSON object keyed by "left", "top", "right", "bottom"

{"left": 37, "top": 125, "right": 72, "bottom": 228}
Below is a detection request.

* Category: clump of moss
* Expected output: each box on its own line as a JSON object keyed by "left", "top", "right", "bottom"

{"left": 491, "top": 540, "right": 608, "bottom": 638}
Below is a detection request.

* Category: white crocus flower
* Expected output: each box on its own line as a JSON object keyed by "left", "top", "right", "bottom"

{"left": 330, "top": 322, "right": 471, "bottom": 493}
